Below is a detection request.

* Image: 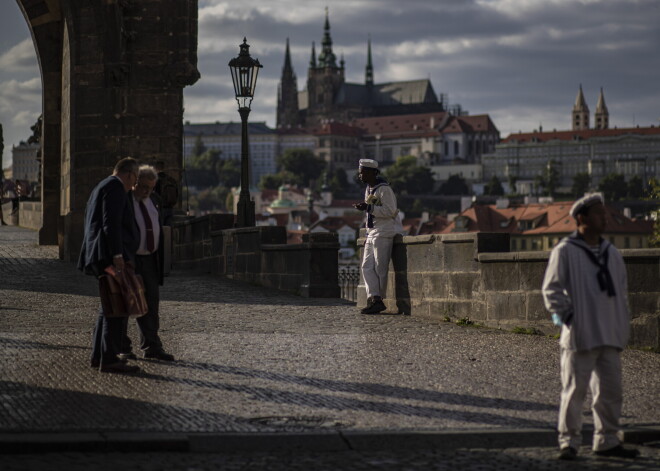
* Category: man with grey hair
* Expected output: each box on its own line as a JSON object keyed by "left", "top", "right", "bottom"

{"left": 120, "top": 164, "right": 175, "bottom": 362}
{"left": 542, "top": 194, "right": 639, "bottom": 460}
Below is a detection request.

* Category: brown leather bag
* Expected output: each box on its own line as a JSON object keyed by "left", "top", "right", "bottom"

{"left": 99, "top": 263, "right": 148, "bottom": 318}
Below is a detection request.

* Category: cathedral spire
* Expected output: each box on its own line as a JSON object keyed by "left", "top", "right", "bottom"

{"left": 365, "top": 36, "right": 374, "bottom": 86}
{"left": 310, "top": 41, "right": 317, "bottom": 68}
{"left": 595, "top": 87, "right": 609, "bottom": 129}
{"left": 572, "top": 84, "right": 590, "bottom": 130}
{"left": 283, "top": 38, "right": 293, "bottom": 74}
{"left": 317, "top": 7, "right": 337, "bottom": 68}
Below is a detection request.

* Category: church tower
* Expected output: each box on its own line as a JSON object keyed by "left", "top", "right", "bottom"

{"left": 594, "top": 87, "right": 609, "bottom": 130}
{"left": 306, "top": 8, "right": 345, "bottom": 125}
{"left": 572, "top": 84, "right": 590, "bottom": 130}
{"left": 276, "top": 38, "right": 300, "bottom": 128}
{"left": 365, "top": 37, "right": 374, "bottom": 87}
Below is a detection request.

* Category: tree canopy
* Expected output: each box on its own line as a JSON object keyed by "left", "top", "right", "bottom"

{"left": 276, "top": 148, "right": 326, "bottom": 187}
{"left": 484, "top": 175, "right": 504, "bottom": 196}
{"left": 571, "top": 172, "right": 590, "bottom": 198}
{"left": 382, "top": 155, "right": 435, "bottom": 195}
{"left": 598, "top": 173, "right": 627, "bottom": 202}
{"left": 438, "top": 174, "right": 469, "bottom": 196}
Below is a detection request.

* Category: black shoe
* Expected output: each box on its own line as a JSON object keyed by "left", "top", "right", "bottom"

{"left": 99, "top": 362, "right": 140, "bottom": 373}
{"left": 359, "top": 297, "right": 374, "bottom": 314}
{"left": 558, "top": 447, "right": 578, "bottom": 460}
{"left": 144, "top": 350, "right": 175, "bottom": 361}
{"left": 594, "top": 445, "right": 640, "bottom": 459}
{"left": 361, "top": 299, "right": 386, "bottom": 315}
{"left": 91, "top": 356, "right": 127, "bottom": 368}
{"left": 118, "top": 352, "right": 137, "bottom": 361}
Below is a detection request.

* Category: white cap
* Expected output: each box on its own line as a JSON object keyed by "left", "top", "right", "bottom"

{"left": 359, "top": 158, "right": 378, "bottom": 169}
{"left": 570, "top": 193, "right": 604, "bottom": 218}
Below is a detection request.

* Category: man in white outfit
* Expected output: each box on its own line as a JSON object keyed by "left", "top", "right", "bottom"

{"left": 353, "top": 159, "right": 400, "bottom": 315}
{"left": 542, "top": 194, "right": 639, "bottom": 461}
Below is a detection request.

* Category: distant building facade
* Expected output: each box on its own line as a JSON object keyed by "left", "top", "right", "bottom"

{"left": 11, "top": 141, "right": 40, "bottom": 182}
{"left": 441, "top": 200, "right": 653, "bottom": 251}
{"left": 276, "top": 11, "right": 451, "bottom": 129}
{"left": 482, "top": 126, "right": 660, "bottom": 191}
{"left": 353, "top": 112, "right": 499, "bottom": 167}
{"left": 183, "top": 122, "right": 316, "bottom": 187}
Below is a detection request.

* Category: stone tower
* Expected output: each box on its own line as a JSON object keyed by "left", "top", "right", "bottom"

{"left": 305, "top": 9, "right": 345, "bottom": 125}
{"left": 276, "top": 38, "right": 300, "bottom": 128}
{"left": 572, "top": 84, "right": 590, "bottom": 130}
{"left": 365, "top": 37, "right": 374, "bottom": 87}
{"left": 594, "top": 87, "right": 609, "bottom": 130}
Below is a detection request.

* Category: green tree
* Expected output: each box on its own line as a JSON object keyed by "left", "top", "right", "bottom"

{"left": 627, "top": 175, "right": 644, "bottom": 199}
{"left": 598, "top": 173, "right": 627, "bottom": 202}
{"left": 216, "top": 158, "right": 241, "bottom": 188}
{"left": 258, "top": 170, "right": 298, "bottom": 190}
{"left": 382, "top": 155, "right": 435, "bottom": 194}
{"left": 190, "top": 135, "right": 207, "bottom": 158}
{"left": 438, "top": 174, "right": 469, "bottom": 195}
{"left": 507, "top": 174, "right": 518, "bottom": 195}
{"left": 571, "top": 172, "right": 591, "bottom": 198}
{"left": 187, "top": 149, "right": 221, "bottom": 188}
{"left": 276, "top": 148, "right": 326, "bottom": 186}
{"left": 484, "top": 175, "right": 504, "bottom": 196}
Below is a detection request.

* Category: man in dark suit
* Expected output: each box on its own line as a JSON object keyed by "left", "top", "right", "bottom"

{"left": 78, "top": 157, "right": 140, "bottom": 373}
{"left": 120, "top": 165, "right": 175, "bottom": 361}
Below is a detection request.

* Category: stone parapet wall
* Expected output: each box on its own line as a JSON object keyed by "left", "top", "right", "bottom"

{"left": 18, "top": 202, "right": 42, "bottom": 231}
{"left": 358, "top": 233, "right": 660, "bottom": 349}
{"left": 172, "top": 216, "right": 340, "bottom": 298}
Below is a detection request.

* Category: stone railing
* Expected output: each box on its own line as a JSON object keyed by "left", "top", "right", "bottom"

{"left": 0, "top": 201, "right": 42, "bottom": 230}
{"left": 172, "top": 214, "right": 340, "bottom": 298}
{"left": 357, "top": 233, "right": 660, "bottom": 349}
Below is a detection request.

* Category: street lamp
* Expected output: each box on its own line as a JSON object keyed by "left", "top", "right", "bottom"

{"left": 229, "top": 37, "right": 262, "bottom": 227}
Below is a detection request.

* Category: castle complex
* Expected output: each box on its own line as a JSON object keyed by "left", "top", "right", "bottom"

{"left": 276, "top": 11, "right": 448, "bottom": 129}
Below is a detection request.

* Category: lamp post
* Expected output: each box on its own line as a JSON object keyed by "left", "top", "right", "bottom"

{"left": 229, "top": 37, "right": 262, "bottom": 227}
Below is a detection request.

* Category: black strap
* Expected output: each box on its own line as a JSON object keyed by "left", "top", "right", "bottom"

{"left": 567, "top": 240, "right": 616, "bottom": 297}
{"left": 366, "top": 178, "right": 389, "bottom": 229}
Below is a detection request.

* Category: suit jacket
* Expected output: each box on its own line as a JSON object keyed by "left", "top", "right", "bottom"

{"left": 128, "top": 191, "right": 165, "bottom": 286}
{"left": 78, "top": 176, "right": 139, "bottom": 276}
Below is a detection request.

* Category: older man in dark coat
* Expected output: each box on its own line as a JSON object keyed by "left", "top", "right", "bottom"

{"left": 78, "top": 157, "right": 140, "bottom": 373}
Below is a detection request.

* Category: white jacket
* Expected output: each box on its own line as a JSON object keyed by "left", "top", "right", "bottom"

{"left": 363, "top": 180, "right": 401, "bottom": 238}
{"left": 542, "top": 233, "right": 630, "bottom": 351}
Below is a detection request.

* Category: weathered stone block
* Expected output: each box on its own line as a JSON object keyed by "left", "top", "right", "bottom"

{"left": 443, "top": 240, "right": 478, "bottom": 272}
{"left": 525, "top": 292, "right": 548, "bottom": 321}
{"left": 519, "top": 260, "right": 548, "bottom": 291}
{"left": 447, "top": 272, "right": 480, "bottom": 299}
{"left": 626, "top": 259, "right": 660, "bottom": 293}
{"left": 628, "top": 293, "right": 660, "bottom": 317}
{"left": 629, "top": 314, "right": 659, "bottom": 348}
{"left": 482, "top": 261, "right": 520, "bottom": 291}
{"left": 405, "top": 240, "right": 443, "bottom": 272}
{"left": 486, "top": 292, "right": 526, "bottom": 322}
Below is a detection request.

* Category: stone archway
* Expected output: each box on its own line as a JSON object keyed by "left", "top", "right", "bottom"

{"left": 14, "top": 0, "right": 200, "bottom": 261}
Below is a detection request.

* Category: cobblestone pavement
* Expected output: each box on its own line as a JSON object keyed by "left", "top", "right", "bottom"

{"left": 4, "top": 445, "right": 660, "bottom": 471}
{"left": 1, "top": 225, "right": 659, "bottom": 469}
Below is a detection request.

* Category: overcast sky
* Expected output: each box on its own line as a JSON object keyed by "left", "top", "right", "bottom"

{"left": 2, "top": 0, "right": 660, "bottom": 169}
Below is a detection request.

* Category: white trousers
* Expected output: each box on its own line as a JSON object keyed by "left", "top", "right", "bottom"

{"left": 558, "top": 346, "right": 623, "bottom": 451}
{"left": 361, "top": 234, "right": 394, "bottom": 299}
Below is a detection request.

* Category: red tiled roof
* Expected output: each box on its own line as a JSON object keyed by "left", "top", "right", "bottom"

{"left": 440, "top": 202, "right": 653, "bottom": 236}
{"left": 308, "top": 122, "right": 364, "bottom": 137}
{"left": 310, "top": 215, "right": 364, "bottom": 232}
{"left": 352, "top": 112, "right": 448, "bottom": 136}
{"left": 502, "top": 125, "right": 660, "bottom": 144}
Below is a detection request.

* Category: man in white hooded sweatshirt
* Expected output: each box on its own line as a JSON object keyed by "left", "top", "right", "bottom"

{"left": 353, "top": 159, "right": 400, "bottom": 314}
{"left": 542, "top": 194, "right": 639, "bottom": 461}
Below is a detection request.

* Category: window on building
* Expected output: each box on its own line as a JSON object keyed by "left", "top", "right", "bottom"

{"left": 624, "top": 237, "right": 630, "bottom": 248}
{"left": 521, "top": 239, "right": 527, "bottom": 250}
{"left": 444, "top": 141, "right": 448, "bottom": 155}
{"left": 454, "top": 141, "right": 459, "bottom": 155}
{"left": 511, "top": 239, "right": 517, "bottom": 251}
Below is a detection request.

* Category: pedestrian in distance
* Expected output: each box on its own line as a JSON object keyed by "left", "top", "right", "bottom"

{"left": 119, "top": 165, "right": 175, "bottom": 362}
{"left": 353, "top": 158, "right": 401, "bottom": 315}
{"left": 78, "top": 157, "right": 141, "bottom": 374}
{"left": 542, "top": 193, "right": 640, "bottom": 461}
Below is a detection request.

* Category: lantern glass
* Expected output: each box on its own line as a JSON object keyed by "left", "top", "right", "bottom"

{"left": 228, "top": 38, "right": 263, "bottom": 110}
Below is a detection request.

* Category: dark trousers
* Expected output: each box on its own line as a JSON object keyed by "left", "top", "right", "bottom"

{"left": 121, "top": 253, "right": 162, "bottom": 353}
{"left": 91, "top": 306, "right": 123, "bottom": 365}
